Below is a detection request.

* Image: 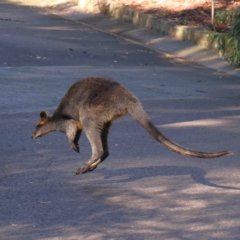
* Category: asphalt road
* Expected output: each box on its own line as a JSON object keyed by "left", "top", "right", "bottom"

{"left": 1, "top": 1, "right": 240, "bottom": 239}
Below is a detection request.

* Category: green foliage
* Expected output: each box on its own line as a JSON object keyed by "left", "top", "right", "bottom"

{"left": 215, "top": 9, "right": 240, "bottom": 24}
{"left": 208, "top": 9, "right": 240, "bottom": 66}
{"left": 215, "top": 10, "right": 235, "bottom": 24}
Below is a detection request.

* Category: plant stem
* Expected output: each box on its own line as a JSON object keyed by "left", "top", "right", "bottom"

{"left": 212, "top": 0, "right": 216, "bottom": 31}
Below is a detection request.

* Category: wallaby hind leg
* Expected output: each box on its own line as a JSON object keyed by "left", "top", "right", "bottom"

{"left": 89, "top": 122, "right": 111, "bottom": 171}
{"left": 75, "top": 119, "right": 107, "bottom": 175}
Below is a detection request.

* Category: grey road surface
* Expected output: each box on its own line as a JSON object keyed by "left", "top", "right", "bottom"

{"left": 0, "top": 1, "right": 240, "bottom": 239}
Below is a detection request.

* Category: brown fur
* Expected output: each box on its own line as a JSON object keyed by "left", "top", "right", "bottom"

{"left": 31, "top": 77, "right": 232, "bottom": 175}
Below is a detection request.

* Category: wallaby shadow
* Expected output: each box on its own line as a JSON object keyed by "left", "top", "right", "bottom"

{"left": 95, "top": 165, "right": 240, "bottom": 190}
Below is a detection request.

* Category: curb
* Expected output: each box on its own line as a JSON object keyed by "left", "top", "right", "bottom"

{"left": 97, "top": 1, "right": 213, "bottom": 50}
{"left": 43, "top": 0, "right": 213, "bottom": 49}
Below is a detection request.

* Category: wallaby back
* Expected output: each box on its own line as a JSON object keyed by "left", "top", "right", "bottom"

{"left": 53, "top": 77, "right": 134, "bottom": 122}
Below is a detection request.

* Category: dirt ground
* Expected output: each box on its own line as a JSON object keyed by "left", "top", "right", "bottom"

{"left": 112, "top": 0, "right": 240, "bottom": 32}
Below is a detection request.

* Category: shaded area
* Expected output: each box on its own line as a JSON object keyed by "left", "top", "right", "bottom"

{"left": 94, "top": 166, "right": 240, "bottom": 190}
{"left": 0, "top": 0, "right": 168, "bottom": 67}
{"left": 1, "top": 99, "right": 240, "bottom": 239}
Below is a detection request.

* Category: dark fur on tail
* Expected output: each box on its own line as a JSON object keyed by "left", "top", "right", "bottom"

{"left": 129, "top": 103, "right": 232, "bottom": 158}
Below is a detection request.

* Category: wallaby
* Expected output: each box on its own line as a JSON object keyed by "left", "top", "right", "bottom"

{"left": 32, "top": 76, "right": 232, "bottom": 175}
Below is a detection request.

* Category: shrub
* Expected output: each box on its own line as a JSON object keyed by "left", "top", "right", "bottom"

{"left": 208, "top": 9, "right": 240, "bottom": 66}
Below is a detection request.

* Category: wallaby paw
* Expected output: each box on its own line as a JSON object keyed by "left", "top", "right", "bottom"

{"left": 75, "top": 164, "right": 90, "bottom": 175}
{"left": 72, "top": 144, "right": 80, "bottom": 153}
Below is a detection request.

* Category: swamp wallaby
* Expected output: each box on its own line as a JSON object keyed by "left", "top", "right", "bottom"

{"left": 32, "top": 76, "right": 232, "bottom": 175}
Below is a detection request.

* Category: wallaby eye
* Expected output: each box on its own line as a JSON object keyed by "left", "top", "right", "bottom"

{"left": 36, "top": 124, "right": 42, "bottom": 129}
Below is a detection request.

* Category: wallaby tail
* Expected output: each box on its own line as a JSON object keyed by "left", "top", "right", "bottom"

{"left": 129, "top": 103, "right": 232, "bottom": 158}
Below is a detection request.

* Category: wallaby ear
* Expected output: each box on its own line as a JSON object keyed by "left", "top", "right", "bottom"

{"left": 40, "top": 110, "right": 50, "bottom": 120}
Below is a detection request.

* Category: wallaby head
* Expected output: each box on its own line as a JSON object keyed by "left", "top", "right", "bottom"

{"left": 31, "top": 110, "right": 54, "bottom": 139}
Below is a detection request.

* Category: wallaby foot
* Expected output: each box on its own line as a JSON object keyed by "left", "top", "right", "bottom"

{"left": 89, "top": 159, "right": 101, "bottom": 171}
{"left": 75, "top": 151, "right": 109, "bottom": 174}
{"left": 75, "top": 150, "right": 110, "bottom": 174}
{"left": 75, "top": 164, "right": 90, "bottom": 175}
{"left": 75, "top": 158, "right": 102, "bottom": 175}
